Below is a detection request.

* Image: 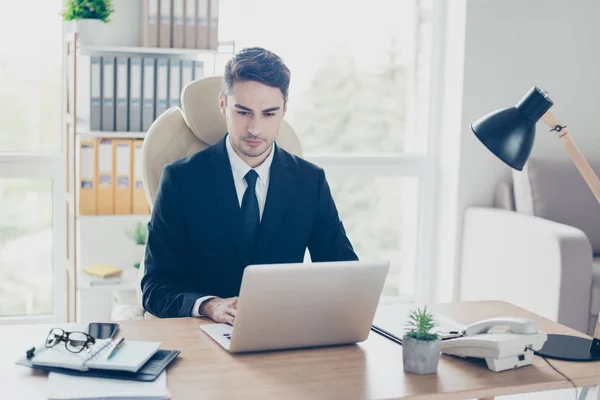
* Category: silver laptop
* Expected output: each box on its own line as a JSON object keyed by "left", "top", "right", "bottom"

{"left": 200, "top": 260, "right": 390, "bottom": 353}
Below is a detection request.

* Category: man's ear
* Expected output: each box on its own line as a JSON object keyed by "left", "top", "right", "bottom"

{"left": 219, "top": 92, "right": 226, "bottom": 116}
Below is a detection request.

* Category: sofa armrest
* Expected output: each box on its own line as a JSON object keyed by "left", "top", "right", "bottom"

{"left": 460, "top": 207, "right": 593, "bottom": 334}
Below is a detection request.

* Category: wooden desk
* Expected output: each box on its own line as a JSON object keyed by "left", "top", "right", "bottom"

{"left": 2, "top": 300, "right": 599, "bottom": 399}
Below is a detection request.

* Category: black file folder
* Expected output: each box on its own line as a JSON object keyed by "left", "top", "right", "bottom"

{"left": 16, "top": 349, "right": 180, "bottom": 382}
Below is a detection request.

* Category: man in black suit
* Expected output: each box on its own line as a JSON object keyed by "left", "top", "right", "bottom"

{"left": 142, "top": 47, "right": 358, "bottom": 321}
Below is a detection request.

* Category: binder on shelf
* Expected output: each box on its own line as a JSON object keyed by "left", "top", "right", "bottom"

{"left": 129, "top": 57, "right": 143, "bottom": 132}
{"left": 102, "top": 57, "right": 116, "bottom": 131}
{"left": 90, "top": 56, "right": 102, "bottom": 131}
{"left": 159, "top": 0, "right": 172, "bottom": 48}
{"left": 208, "top": 0, "right": 219, "bottom": 50}
{"left": 156, "top": 59, "right": 169, "bottom": 118}
{"left": 133, "top": 140, "right": 150, "bottom": 214}
{"left": 197, "top": 0, "right": 208, "bottom": 49}
{"left": 184, "top": 0, "right": 197, "bottom": 49}
{"left": 96, "top": 138, "right": 115, "bottom": 215}
{"left": 172, "top": 0, "right": 185, "bottom": 48}
{"left": 115, "top": 57, "right": 129, "bottom": 132}
{"left": 79, "top": 139, "right": 97, "bottom": 215}
{"left": 181, "top": 59, "right": 193, "bottom": 89}
{"left": 142, "top": 58, "right": 156, "bottom": 132}
{"left": 114, "top": 139, "right": 133, "bottom": 215}
{"left": 193, "top": 60, "right": 204, "bottom": 80}
{"left": 168, "top": 60, "right": 181, "bottom": 108}
{"left": 143, "top": 0, "right": 160, "bottom": 47}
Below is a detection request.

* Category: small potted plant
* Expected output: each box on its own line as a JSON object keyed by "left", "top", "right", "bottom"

{"left": 126, "top": 222, "right": 147, "bottom": 269}
{"left": 61, "top": 0, "right": 114, "bottom": 46}
{"left": 402, "top": 306, "right": 441, "bottom": 374}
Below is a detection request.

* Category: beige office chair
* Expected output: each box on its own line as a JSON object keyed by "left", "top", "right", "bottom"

{"left": 111, "top": 75, "right": 303, "bottom": 320}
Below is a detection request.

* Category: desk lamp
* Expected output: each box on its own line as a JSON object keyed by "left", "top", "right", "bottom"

{"left": 471, "top": 86, "right": 600, "bottom": 361}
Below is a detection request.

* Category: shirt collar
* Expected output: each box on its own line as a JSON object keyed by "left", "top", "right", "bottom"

{"left": 225, "top": 134, "right": 275, "bottom": 184}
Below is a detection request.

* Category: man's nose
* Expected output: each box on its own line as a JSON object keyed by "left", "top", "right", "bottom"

{"left": 247, "top": 116, "right": 263, "bottom": 136}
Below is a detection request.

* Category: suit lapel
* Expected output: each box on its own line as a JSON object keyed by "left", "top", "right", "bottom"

{"left": 254, "top": 145, "right": 293, "bottom": 261}
{"left": 208, "top": 137, "right": 250, "bottom": 264}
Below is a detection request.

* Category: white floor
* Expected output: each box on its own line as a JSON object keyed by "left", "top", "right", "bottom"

{"left": 497, "top": 387, "right": 594, "bottom": 399}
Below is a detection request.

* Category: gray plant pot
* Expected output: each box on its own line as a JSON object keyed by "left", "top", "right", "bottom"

{"left": 402, "top": 336, "right": 441, "bottom": 374}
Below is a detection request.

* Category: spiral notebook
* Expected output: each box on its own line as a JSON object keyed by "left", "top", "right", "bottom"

{"left": 29, "top": 339, "right": 161, "bottom": 373}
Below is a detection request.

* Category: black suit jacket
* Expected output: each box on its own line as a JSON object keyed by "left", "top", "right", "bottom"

{"left": 141, "top": 136, "right": 358, "bottom": 318}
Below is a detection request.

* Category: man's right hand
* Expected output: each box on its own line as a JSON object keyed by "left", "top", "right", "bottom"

{"left": 199, "top": 297, "right": 238, "bottom": 324}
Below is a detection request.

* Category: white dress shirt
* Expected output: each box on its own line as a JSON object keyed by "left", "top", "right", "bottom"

{"left": 191, "top": 135, "right": 275, "bottom": 317}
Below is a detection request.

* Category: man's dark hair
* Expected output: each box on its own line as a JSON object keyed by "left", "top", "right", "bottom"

{"left": 222, "top": 47, "right": 291, "bottom": 104}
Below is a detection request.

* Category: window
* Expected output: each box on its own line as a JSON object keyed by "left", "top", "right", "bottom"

{"left": 0, "top": 0, "right": 66, "bottom": 322}
{"left": 219, "top": 0, "right": 438, "bottom": 302}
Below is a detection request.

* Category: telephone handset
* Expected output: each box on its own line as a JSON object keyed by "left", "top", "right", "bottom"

{"left": 441, "top": 317, "right": 548, "bottom": 372}
{"left": 462, "top": 317, "right": 540, "bottom": 336}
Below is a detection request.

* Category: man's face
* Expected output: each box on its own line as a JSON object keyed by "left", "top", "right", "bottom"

{"left": 219, "top": 80, "right": 286, "bottom": 164}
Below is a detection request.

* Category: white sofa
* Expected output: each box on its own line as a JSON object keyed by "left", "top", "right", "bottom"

{"left": 110, "top": 76, "right": 302, "bottom": 321}
{"left": 460, "top": 157, "right": 600, "bottom": 335}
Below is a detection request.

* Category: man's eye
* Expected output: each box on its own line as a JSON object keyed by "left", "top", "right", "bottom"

{"left": 236, "top": 111, "right": 249, "bottom": 116}
{"left": 264, "top": 113, "right": 275, "bottom": 117}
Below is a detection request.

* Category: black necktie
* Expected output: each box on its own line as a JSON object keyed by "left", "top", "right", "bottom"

{"left": 241, "top": 170, "right": 260, "bottom": 247}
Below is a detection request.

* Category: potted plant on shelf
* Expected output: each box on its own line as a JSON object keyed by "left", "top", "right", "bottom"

{"left": 61, "top": 0, "right": 114, "bottom": 46}
{"left": 126, "top": 222, "right": 147, "bottom": 269}
{"left": 402, "top": 306, "right": 441, "bottom": 374}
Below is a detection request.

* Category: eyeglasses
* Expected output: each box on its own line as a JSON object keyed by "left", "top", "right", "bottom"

{"left": 45, "top": 328, "right": 96, "bottom": 353}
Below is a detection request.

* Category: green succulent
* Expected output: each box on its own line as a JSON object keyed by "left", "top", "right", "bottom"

{"left": 405, "top": 306, "right": 439, "bottom": 341}
{"left": 61, "top": 0, "right": 114, "bottom": 23}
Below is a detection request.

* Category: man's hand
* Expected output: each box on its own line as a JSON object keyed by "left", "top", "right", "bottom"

{"left": 199, "top": 297, "right": 238, "bottom": 324}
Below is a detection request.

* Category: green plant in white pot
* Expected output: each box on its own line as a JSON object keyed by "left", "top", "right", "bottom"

{"left": 126, "top": 222, "right": 147, "bottom": 269}
{"left": 61, "top": 0, "right": 114, "bottom": 46}
{"left": 402, "top": 306, "right": 441, "bottom": 374}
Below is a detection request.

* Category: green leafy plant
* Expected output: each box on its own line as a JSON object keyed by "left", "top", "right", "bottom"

{"left": 405, "top": 306, "right": 439, "bottom": 341}
{"left": 61, "top": 0, "right": 114, "bottom": 23}
{"left": 126, "top": 222, "right": 148, "bottom": 245}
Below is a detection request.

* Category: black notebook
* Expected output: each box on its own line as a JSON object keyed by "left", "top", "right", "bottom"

{"left": 16, "top": 349, "right": 180, "bottom": 382}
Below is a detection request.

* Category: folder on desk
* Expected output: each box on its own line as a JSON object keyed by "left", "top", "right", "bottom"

{"left": 172, "top": 0, "right": 184, "bottom": 48}
{"left": 208, "top": 0, "right": 219, "bottom": 49}
{"left": 96, "top": 138, "right": 115, "bottom": 215}
{"left": 142, "top": 58, "right": 156, "bottom": 132}
{"left": 133, "top": 140, "right": 150, "bottom": 214}
{"left": 129, "top": 57, "right": 143, "bottom": 132}
{"left": 159, "top": 0, "right": 172, "bottom": 48}
{"left": 169, "top": 59, "right": 181, "bottom": 108}
{"left": 143, "top": 0, "right": 159, "bottom": 47}
{"left": 114, "top": 139, "right": 133, "bottom": 215}
{"left": 115, "top": 57, "right": 129, "bottom": 132}
{"left": 102, "top": 57, "right": 116, "bottom": 131}
{"left": 90, "top": 56, "right": 102, "bottom": 131}
{"left": 79, "top": 139, "right": 97, "bottom": 215}
{"left": 155, "top": 59, "right": 169, "bottom": 118}
{"left": 184, "top": 0, "right": 197, "bottom": 48}
{"left": 197, "top": 0, "right": 208, "bottom": 49}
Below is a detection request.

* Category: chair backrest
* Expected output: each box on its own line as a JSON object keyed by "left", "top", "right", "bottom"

{"left": 135, "top": 75, "right": 303, "bottom": 313}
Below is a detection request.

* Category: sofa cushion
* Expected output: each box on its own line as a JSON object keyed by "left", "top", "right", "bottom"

{"left": 513, "top": 157, "right": 600, "bottom": 254}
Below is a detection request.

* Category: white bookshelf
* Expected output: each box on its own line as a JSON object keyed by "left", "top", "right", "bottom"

{"left": 77, "top": 131, "right": 146, "bottom": 139}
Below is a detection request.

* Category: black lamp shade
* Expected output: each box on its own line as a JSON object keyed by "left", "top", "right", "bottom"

{"left": 471, "top": 87, "right": 554, "bottom": 171}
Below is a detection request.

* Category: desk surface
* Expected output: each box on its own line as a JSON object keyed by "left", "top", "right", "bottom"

{"left": 2, "top": 300, "right": 599, "bottom": 400}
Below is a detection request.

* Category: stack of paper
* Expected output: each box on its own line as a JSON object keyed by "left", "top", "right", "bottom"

{"left": 47, "top": 371, "right": 170, "bottom": 400}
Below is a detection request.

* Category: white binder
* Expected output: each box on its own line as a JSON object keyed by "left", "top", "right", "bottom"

{"left": 172, "top": 0, "right": 185, "bottom": 48}
{"left": 129, "top": 57, "right": 143, "bottom": 132}
{"left": 144, "top": 0, "right": 160, "bottom": 47}
{"left": 90, "top": 56, "right": 102, "bottom": 131}
{"left": 169, "top": 60, "right": 181, "bottom": 108}
{"left": 142, "top": 58, "right": 156, "bottom": 132}
{"left": 196, "top": 0, "right": 208, "bottom": 49}
{"left": 208, "top": 0, "right": 219, "bottom": 49}
{"left": 181, "top": 59, "right": 193, "bottom": 89}
{"left": 156, "top": 59, "right": 169, "bottom": 117}
{"left": 102, "top": 57, "right": 115, "bottom": 131}
{"left": 193, "top": 60, "right": 204, "bottom": 80}
{"left": 159, "top": 0, "right": 172, "bottom": 48}
{"left": 184, "top": 0, "right": 197, "bottom": 48}
{"left": 115, "top": 57, "right": 129, "bottom": 132}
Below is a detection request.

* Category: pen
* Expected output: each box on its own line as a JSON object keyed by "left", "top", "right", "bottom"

{"left": 106, "top": 337, "right": 125, "bottom": 360}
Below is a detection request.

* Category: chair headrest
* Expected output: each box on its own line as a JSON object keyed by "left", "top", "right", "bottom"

{"left": 180, "top": 76, "right": 302, "bottom": 156}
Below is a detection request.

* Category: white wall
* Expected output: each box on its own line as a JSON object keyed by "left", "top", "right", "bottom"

{"left": 434, "top": 0, "right": 600, "bottom": 302}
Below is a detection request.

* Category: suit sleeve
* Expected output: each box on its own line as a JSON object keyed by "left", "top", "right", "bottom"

{"left": 141, "top": 165, "right": 206, "bottom": 318}
{"left": 308, "top": 168, "right": 359, "bottom": 262}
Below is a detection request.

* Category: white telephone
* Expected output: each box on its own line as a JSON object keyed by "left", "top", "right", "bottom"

{"left": 440, "top": 317, "right": 548, "bottom": 372}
